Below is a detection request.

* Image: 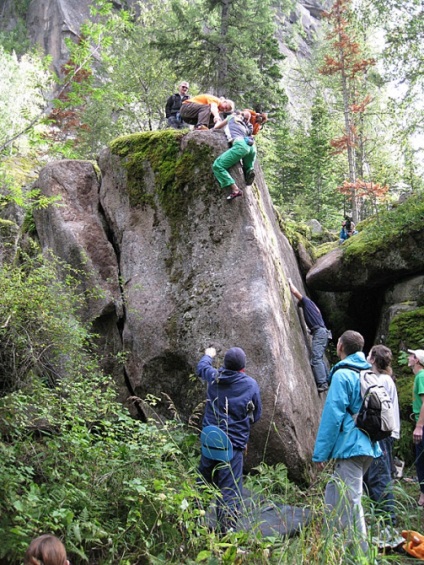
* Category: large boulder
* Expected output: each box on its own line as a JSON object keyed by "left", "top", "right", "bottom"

{"left": 32, "top": 131, "right": 328, "bottom": 481}
{"left": 305, "top": 196, "right": 424, "bottom": 355}
{"left": 93, "top": 129, "right": 324, "bottom": 480}
{"left": 306, "top": 229, "right": 424, "bottom": 291}
{"left": 32, "top": 160, "right": 127, "bottom": 398}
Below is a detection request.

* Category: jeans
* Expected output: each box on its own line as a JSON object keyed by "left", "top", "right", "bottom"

{"left": 325, "top": 456, "right": 373, "bottom": 553}
{"left": 198, "top": 449, "right": 244, "bottom": 532}
{"left": 311, "top": 327, "right": 328, "bottom": 387}
{"left": 363, "top": 437, "right": 396, "bottom": 525}
{"left": 416, "top": 435, "right": 424, "bottom": 494}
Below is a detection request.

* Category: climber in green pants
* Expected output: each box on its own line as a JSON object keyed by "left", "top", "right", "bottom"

{"left": 212, "top": 111, "right": 257, "bottom": 201}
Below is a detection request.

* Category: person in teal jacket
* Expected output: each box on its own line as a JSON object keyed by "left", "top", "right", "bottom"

{"left": 313, "top": 330, "right": 381, "bottom": 556}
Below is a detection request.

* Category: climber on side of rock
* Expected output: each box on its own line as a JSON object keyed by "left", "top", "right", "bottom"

{"left": 288, "top": 279, "right": 330, "bottom": 393}
{"left": 212, "top": 110, "right": 256, "bottom": 201}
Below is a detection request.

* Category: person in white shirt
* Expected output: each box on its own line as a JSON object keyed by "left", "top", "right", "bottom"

{"left": 363, "top": 344, "right": 400, "bottom": 527}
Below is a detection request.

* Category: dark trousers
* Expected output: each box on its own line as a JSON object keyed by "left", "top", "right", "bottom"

{"left": 416, "top": 436, "right": 424, "bottom": 494}
{"left": 167, "top": 115, "right": 187, "bottom": 129}
{"left": 198, "top": 449, "right": 244, "bottom": 532}
{"left": 180, "top": 102, "right": 214, "bottom": 128}
{"left": 364, "top": 437, "right": 396, "bottom": 525}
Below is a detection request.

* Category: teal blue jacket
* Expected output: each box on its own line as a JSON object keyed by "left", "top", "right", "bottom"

{"left": 313, "top": 352, "right": 382, "bottom": 462}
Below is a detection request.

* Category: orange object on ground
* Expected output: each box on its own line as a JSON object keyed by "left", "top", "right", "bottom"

{"left": 402, "top": 530, "right": 424, "bottom": 559}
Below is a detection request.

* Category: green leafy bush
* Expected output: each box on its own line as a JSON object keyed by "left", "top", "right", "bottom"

{"left": 0, "top": 253, "right": 93, "bottom": 392}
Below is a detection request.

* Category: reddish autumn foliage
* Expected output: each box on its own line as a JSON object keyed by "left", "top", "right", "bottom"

{"left": 350, "top": 95, "right": 372, "bottom": 114}
{"left": 330, "top": 125, "right": 358, "bottom": 154}
{"left": 337, "top": 180, "right": 389, "bottom": 201}
{"left": 48, "top": 54, "right": 92, "bottom": 142}
{"left": 319, "top": 0, "right": 380, "bottom": 220}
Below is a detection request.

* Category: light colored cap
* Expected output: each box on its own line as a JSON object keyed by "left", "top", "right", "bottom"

{"left": 408, "top": 349, "right": 424, "bottom": 365}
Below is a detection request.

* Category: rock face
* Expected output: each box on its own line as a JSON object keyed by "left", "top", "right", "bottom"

{"left": 375, "top": 275, "right": 424, "bottom": 344}
{"left": 0, "top": 0, "right": 327, "bottom": 76}
{"left": 26, "top": 0, "right": 89, "bottom": 75}
{"left": 33, "top": 160, "right": 122, "bottom": 321}
{"left": 306, "top": 229, "right": 424, "bottom": 291}
{"left": 32, "top": 160, "right": 127, "bottom": 399}
{"left": 32, "top": 130, "right": 325, "bottom": 481}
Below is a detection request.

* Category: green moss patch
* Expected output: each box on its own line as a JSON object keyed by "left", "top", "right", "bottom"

{"left": 109, "top": 131, "right": 216, "bottom": 236}
{"left": 313, "top": 240, "right": 339, "bottom": 259}
{"left": 386, "top": 307, "right": 424, "bottom": 378}
{"left": 342, "top": 194, "right": 424, "bottom": 265}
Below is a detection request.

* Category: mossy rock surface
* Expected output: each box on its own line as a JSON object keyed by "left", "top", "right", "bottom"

{"left": 110, "top": 130, "right": 216, "bottom": 237}
{"left": 386, "top": 307, "right": 424, "bottom": 378}
{"left": 98, "top": 129, "right": 325, "bottom": 480}
{"left": 307, "top": 194, "right": 424, "bottom": 291}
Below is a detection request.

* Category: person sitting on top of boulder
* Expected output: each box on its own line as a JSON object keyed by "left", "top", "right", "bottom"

{"left": 212, "top": 110, "right": 256, "bottom": 201}
{"left": 180, "top": 94, "right": 234, "bottom": 130}
{"left": 339, "top": 216, "right": 358, "bottom": 244}
{"left": 165, "top": 81, "right": 190, "bottom": 129}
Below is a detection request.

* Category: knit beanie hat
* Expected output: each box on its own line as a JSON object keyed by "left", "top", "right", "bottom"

{"left": 224, "top": 347, "right": 246, "bottom": 371}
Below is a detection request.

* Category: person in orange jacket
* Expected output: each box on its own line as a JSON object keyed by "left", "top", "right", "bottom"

{"left": 180, "top": 94, "right": 234, "bottom": 130}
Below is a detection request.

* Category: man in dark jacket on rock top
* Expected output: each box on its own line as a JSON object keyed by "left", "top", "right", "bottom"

{"left": 196, "top": 346, "right": 262, "bottom": 533}
{"left": 165, "top": 81, "right": 190, "bottom": 129}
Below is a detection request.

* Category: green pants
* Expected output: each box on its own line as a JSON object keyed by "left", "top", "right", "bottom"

{"left": 212, "top": 139, "right": 257, "bottom": 188}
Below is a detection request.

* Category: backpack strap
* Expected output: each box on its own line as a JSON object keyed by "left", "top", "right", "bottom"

{"left": 335, "top": 365, "right": 361, "bottom": 418}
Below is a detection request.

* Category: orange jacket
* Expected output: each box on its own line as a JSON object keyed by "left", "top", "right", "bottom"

{"left": 183, "top": 94, "right": 221, "bottom": 106}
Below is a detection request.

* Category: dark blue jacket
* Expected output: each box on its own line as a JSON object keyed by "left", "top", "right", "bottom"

{"left": 299, "top": 295, "right": 326, "bottom": 331}
{"left": 196, "top": 355, "right": 262, "bottom": 449}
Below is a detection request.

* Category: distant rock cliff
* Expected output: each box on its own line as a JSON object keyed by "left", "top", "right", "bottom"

{"left": 32, "top": 130, "right": 326, "bottom": 482}
{"left": 0, "top": 0, "right": 328, "bottom": 75}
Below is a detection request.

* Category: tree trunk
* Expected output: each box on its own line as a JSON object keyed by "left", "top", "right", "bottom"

{"left": 335, "top": 1, "right": 358, "bottom": 223}
{"left": 217, "top": 0, "right": 231, "bottom": 96}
